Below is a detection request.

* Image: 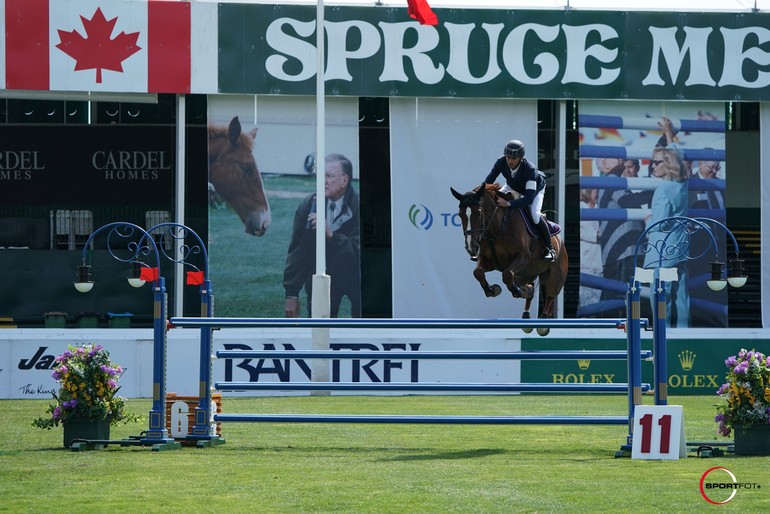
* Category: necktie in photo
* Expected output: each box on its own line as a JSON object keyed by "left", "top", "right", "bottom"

{"left": 707, "top": 190, "right": 722, "bottom": 210}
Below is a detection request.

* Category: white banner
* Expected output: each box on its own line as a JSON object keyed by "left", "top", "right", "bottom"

{"left": 1, "top": 330, "right": 153, "bottom": 399}
{"left": 389, "top": 98, "right": 537, "bottom": 317}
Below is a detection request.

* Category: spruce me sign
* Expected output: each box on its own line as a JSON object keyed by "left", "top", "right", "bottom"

{"left": 218, "top": 5, "right": 770, "bottom": 101}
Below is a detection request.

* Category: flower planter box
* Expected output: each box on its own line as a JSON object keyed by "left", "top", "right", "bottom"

{"left": 63, "top": 416, "right": 111, "bottom": 448}
{"left": 733, "top": 424, "right": 770, "bottom": 456}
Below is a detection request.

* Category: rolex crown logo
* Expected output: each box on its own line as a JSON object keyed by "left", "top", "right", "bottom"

{"left": 577, "top": 359, "right": 591, "bottom": 370}
{"left": 678, "top": 350, "right": 696, "bottom": 371}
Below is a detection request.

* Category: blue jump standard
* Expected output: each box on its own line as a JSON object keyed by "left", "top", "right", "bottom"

{"left": 170, "top": 317, "right": 643, "bottom": 329}
{"left": 214, "top": 414, "right": 629, "bottom": 425}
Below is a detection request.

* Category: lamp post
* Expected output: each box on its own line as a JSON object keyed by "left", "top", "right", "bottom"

{"left": 628, "top": 216, "right": 747, "bottom": 407}
{"left": 75, "top": 222, "right": 178, "bottom": 450}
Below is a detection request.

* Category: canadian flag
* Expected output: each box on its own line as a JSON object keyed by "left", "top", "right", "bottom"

{"left": 3, "top": 0, "right": 192, "bottom": 93}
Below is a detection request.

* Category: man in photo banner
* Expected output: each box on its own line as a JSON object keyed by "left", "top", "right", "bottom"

{"left": 283, "top": 154, "right": 361, "bottom": 318}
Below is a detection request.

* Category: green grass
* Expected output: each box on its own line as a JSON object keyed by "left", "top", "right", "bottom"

{"left": 210, "top": 174, "right": 352, "bottom": 318}
{"left": 1, "top": 395, "right": 768, "bottom": 513}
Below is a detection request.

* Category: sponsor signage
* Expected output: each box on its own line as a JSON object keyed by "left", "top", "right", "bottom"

{"left": 0, "top": 126, "right": 174, "bottom": 206}
{"left": 218, "top": 5, "right": 770, "bottom": 101}
{"left": 521, "top": 338, "right": 770, "bottom": 395}
{"left": 2, "top": 337, "right": 152, "bottom": 399}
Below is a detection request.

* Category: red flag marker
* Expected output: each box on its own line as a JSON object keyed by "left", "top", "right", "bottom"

{"left": 407, "top": 0, "right": 438, "bottom": 26}
{"left": 186, "top": 271, "right": 205, "bottom": 286}
{"left": 139, "top": 267, "right": 160, "bottom": 282}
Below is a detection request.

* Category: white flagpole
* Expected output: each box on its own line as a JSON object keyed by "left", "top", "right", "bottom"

{"left": 311, "top": 0, "right": 331, "bottom": 388}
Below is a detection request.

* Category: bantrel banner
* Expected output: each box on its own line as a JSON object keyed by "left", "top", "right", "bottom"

{"left": 217, "top": 5, "right": 770, "bottom": 101}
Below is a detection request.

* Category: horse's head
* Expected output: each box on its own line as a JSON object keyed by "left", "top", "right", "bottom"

{"left": 208, "top": 116, "right": 271, "bottom": 236}
{"left": 450, "top": 183, "right": 488, "bottom": 259}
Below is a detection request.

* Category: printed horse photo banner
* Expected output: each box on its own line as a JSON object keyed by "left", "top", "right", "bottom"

{"left": 207, "top": 96, "right": 360, "bottom": 318}
{"left": 577, "top": 100, "right": 727, "bottom": 327}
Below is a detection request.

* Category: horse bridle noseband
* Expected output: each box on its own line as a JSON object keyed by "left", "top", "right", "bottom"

{"left": 466, "top": 194, "right": 511, "bottom": 269}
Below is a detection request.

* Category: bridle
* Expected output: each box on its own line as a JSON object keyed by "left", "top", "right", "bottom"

{"left": 463, "top": 190, "right": 511, "bottom": 268}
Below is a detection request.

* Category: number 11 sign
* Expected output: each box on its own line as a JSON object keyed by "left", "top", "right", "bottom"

{"left": 631, "top": 405, "right": 687, "bottom": 460}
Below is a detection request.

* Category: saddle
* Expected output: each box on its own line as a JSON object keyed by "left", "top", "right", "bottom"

{"left": 495, "top": 190, "right": 561, "bottom": 237}
{"left": 513, "top": 208, "right": 562, "bottom": 237}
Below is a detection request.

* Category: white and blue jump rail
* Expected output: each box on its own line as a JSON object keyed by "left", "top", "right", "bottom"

{"left": 169, "top": 316, "right": 652, "bottom": 453}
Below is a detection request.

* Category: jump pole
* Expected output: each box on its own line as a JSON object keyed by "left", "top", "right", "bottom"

{"left": 170, "top": 316, "right": 649, "bottom": 453}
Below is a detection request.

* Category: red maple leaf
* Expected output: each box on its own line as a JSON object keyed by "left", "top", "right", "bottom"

{"left": 55, "top": 7, "right": 141, "bottom": 83}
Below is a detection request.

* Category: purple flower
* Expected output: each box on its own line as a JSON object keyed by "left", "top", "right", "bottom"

{"left": 725, "top": 356, "right": 737, "bottom": 367}
{"left": 734, "top": 361, "right": 749, "bottom": 375}
{"left": 51, "top": 370, "right": 61, "bottom": 380}
{"left": 107, "top": 379, "right": 117, "bottom": 389}
{"left": 63, "top": 399, "right": 78, "bottom": 409}
{"left": 52, "top": 406, "right": 62, "bottom": 420}
{"left": 716, "top": 383, "right": 729, "bottom": 395}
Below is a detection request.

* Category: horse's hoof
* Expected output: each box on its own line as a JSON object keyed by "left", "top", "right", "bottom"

{"left": 537, "top": 327, "right": 550, "bottom": 337}
{"left": 522, "top": 312, "right": 531, "bottom": 319}
{"left": 490, "top": 284, "right": 502, "bottom": 297}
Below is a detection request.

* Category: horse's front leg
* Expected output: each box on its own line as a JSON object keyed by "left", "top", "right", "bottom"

{"left": 473, "top": 264, "right": 502, "bottom": 297}
{"left": 501, "top": 268, "right": 524, "bottom": 298}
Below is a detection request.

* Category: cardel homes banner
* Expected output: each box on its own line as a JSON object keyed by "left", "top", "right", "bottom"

{"left": 0, "top": 125, "right": 174, "bottom": 206}
{"left": 2, "top": 2, "right": 770, "bottom": 100}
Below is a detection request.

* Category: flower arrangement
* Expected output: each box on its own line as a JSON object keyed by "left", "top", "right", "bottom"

{"left": 715, "top": 348, "right": 770, "bottom": 437}
{"left": 32, "top": 343, "right": 140, "bottom": 430}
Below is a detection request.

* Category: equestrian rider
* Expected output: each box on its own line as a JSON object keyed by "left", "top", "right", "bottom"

{"left": 484, "top": 139, "right": 556, "bottom": 262}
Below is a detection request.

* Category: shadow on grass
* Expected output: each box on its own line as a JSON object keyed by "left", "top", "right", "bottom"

{"left": 379, "top": 448, "right": 507, "bottom": 462}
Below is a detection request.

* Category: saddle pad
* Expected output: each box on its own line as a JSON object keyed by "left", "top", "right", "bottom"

{"left": 517, "top": 209, "right": 562, "bottom": 237}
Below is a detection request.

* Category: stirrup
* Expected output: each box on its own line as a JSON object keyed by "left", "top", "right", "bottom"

{"left": 543, "top": 249, "right": 556, "bottom": 262}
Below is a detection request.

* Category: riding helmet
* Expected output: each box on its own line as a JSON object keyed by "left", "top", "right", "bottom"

{"left": 504, "top": 139, "right": 525, "bottom": 158}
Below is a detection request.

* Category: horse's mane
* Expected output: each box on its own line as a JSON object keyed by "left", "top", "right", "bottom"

{"left": 208, "top": 124, "right": 255, "bottom": 151}
{"left": 473, "top": 182, "right": 501, "bottom": 193}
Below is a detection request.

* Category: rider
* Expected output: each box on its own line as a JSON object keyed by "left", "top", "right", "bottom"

{"left": 484, "top": 139, "right": 556, "bottom": 262}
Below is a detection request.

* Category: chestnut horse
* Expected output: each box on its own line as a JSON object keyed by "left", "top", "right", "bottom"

{"left": 450, "top": 183, "right": 568, "bottom": 335}
{"left": 208, "top": 116, "right": 271, "bottom": 236}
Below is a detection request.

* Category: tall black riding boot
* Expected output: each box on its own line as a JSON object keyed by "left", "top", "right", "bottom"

{"left": 536, "top": 218, "right": 556, "bottom": 262}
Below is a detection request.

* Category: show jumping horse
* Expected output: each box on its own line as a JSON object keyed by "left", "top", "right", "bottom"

{"left": 450, "top": 183, "right": 568, "bottom": 336}
{"left": 208, "top": 116, "right": 271, "bottom": 236}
